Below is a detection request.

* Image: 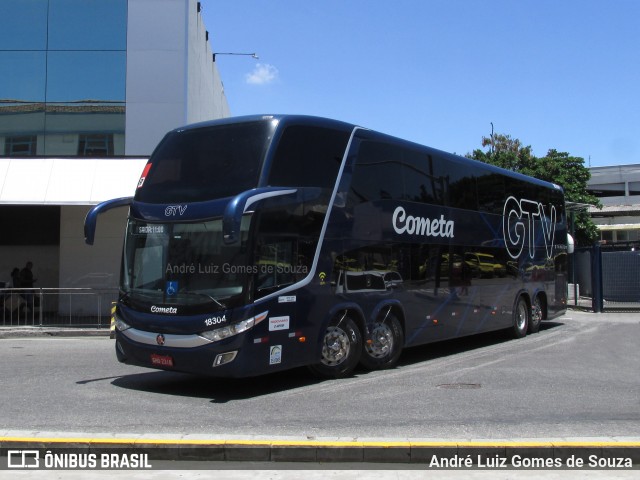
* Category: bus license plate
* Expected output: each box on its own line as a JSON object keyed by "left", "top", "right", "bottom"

{"left": 151, "top": 354, "right": 174, "bottom": 367}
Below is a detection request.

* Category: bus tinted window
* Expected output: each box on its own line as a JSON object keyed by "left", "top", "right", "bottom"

{"left": 401, "top": 149, "right": 442, "bottom": 204}
{"left": 268, "top": 126, "right": 350, "bottom": 188}
{"left": 352, "top": 141, "right": 404, "bottom": 201}
{"left": 477, "top": 172, "right": 506, "bottom": 214}
{"left": 433, "top": 156, "right": 478, "bottom": 210}
{"left": 350, "top": 140, "right": 443, "bottom": 205}
{"left": 136, "top": 122, "right": 271, "bottom": 203}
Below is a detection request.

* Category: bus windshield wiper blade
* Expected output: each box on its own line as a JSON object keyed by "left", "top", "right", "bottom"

{"left": 191, "top": 292, "right": 226, "bottom": 309}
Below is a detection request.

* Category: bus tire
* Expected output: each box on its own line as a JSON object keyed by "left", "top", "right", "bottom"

{"left": 308, "top": 314, "right": 362, "bottom": 379}
{"left": 529, "top": 295, "right": 543, "bottom": 334}
{"left": 511, "top": 295, "right": 529, "bottom": 339}
{"left": 360, "top": 313, "right": 404, "bottom": 370}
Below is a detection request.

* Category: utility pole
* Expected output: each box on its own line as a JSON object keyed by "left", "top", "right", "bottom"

{"left": 490, "top": 122, "right": 494, "bottom": 156}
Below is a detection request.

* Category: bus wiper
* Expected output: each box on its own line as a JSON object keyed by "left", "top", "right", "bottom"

{"left": 191, "top": 292, "right": 227, "bottom": 309}
{"left": 257, "top": 282, "right": 294, "bottom": 293}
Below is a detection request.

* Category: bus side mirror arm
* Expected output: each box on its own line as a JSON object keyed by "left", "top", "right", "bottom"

{"left": 223, "top": 187, "right": 297, "bottom": 244}
{"left": 84, "top": 197, "right": 133, "bottom": 245}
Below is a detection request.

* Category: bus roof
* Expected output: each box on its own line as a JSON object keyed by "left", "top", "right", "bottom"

{"left": 169, "top": 114, "right": 563, "bottom": 194}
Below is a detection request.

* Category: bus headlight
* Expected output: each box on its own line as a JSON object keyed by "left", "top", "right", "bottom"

{"left": 199, "top": 311, "right": 268, "bottom": 342}
{"left": 115, "top": 317, "right": 131, "bottom": 332}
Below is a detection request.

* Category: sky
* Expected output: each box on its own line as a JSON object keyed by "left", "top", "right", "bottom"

{"left": 203, "top": 0, "right": 640, "bottom": 167}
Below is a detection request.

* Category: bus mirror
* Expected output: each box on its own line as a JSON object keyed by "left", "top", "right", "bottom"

{"left": 84, "top": 197, "right": 133, "bottom": 245}
{"left": 223, "top": 187, "right": 297, "bottom": 244}
{"left": 567, "top": 233, "right": 575, "bottom": 254}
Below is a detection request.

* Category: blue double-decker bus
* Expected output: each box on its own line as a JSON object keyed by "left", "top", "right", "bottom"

{"left": 85, "top": 115, "right": 569, "bottom": 378}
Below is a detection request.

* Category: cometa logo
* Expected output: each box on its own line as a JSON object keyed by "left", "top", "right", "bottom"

{"left": 392, "top": 206, "right": 455, "bottom": 238}
{"left": 150, "top": 305, "right": 178, "bottom": 314}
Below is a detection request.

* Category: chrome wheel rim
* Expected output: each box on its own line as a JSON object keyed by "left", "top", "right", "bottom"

{"left": 516, "top": 302, "right": 527, "bottom": 330}
{"left": 532, "top": 299, "right": 542, "bottom": 325}
{"left": 320, "top": 326, "right": 350, "bottom": 366}
{"left": 365, "top": 323, "right": 393, "bottom": 359}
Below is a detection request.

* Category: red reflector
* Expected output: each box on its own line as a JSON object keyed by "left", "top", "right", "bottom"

{"left": 151, "top": 354, "right": 174, "bottom": 367}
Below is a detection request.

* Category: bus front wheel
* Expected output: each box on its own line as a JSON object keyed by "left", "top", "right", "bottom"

{"left": 511, "top": 296, "right": 529, "bottom": 339}
{"left": 309, "top": 314, "right": 362, "bottom": 379}
{"left": 360, "top": 313, "right": 404, "bottom": 370}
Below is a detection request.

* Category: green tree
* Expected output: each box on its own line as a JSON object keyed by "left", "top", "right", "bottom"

{"left": 469, "top": 135, "right": 601, "bottom": 246}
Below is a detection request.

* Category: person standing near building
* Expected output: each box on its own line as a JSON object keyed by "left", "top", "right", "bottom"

{"left": 19, "top": 261, "right": 36, "bottom": 288}
{"left": 11, "top": 267, "right": 20, "bottom": 287}
{"left": 19, "top": 261, "right": 37, "bottom": 313}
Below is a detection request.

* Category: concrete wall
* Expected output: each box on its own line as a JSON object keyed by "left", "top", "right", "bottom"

{"left": 58, "top": 205, "right": 125, "bottom": 290}
{"left": 57, "top": 205, "right": 127, "bottom": 316}
{"left": 125, "top": 0, "right": 188, "bottom": 155}
{"left": 125, "top": 0, "right": 229, "bottom": 156}
{"left": 186, "top": 3, "right": 231, "bottom": 122}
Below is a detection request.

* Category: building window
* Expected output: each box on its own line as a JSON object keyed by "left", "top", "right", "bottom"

{"left": 601, "top": 230, "right": 613, "bottom": 242}
{"left": 0, "top": 0, "right": 126, "bottom": 158}
{"left": 78, "top": 134, "right": 113, "bottom": 156}
{"left": 628, "top": 182, "right": 640, "bottom": 196}
{"left": 588, "top": 183, "right": 625, "bottom": 197}
{"left": 5, "top": 136, "right": 37, "bottom": 156}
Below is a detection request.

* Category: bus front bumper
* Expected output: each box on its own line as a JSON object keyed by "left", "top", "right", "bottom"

{"left": 113, "top": 325, "right": 308, "bottom": 378}
{"left": 115, "top": 327, "right": 256, "bottom": 378}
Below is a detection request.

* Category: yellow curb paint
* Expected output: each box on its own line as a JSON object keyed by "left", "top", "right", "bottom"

{"left": 1, "top": 437, "right": 640, "bottom": 448}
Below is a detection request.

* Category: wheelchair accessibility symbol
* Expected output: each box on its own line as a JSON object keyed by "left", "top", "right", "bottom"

{"left": 166, "top": 281, "right": 178, "bottom": 296}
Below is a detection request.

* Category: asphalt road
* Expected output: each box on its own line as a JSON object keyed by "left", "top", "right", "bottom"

{"left": 1, "top": 310, "right": 639, "bottom": 440}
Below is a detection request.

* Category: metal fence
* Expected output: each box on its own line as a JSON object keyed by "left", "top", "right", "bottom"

{"left": 1, "top": 288, "right": 118, "bottom": 327}
{"left": 569, "top": 245, "right": 640, "bottom": 311}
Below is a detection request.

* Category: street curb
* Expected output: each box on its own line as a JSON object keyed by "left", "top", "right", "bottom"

{"left": 0, "top": 328, "right": 109, "bottom": 338}
{"left": 1, "top": 435, "right": 639, "bottom": 464}
{"left": 1, "top": 310, "right": 638, "bottom": 339}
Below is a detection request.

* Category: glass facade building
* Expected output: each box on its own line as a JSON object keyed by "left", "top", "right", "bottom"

{"left": 0, "top": 0, "right": 229, "bottom": 306}
{"left": 0, "top": 0, "right": 127, "bottom": 156}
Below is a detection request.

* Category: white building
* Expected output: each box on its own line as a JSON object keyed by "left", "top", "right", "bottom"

{"left": 588, "top": 164, "right": 640, "bottom": 247}
{"left": 0, "top": 0, "right": 230, "bottom": 313}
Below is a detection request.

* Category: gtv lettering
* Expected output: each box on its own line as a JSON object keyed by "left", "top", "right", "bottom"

{"left": 165, "top": 205, "right": 187, "bottom": 216}
{"left": 503, "top": 196, "right": 556, "bottom": 260}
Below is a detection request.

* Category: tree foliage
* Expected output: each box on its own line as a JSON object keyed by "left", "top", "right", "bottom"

{"left": 468, "top": 133, "right": 601, "bottom": 246}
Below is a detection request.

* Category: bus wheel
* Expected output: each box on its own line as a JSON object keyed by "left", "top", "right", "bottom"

{"left": 308, "top": 315, "right": 362, "bottom": 379}
{"left": 360, "top": 313, "right": 404, "bottom": 370}
{"left": 529, "top": 295, "right": 543, "bottom": 334}
{"left": 511, "top": 295, "right": 529, "bottom": 338}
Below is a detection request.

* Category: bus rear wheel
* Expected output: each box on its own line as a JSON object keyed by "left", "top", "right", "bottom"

{"left": 529, "top": 295, "right": 543, "bottom": 334}
{"left": 360, "top": 313, "right": 404, "bottom": 370}
{"left": 510, "top": 295, "right": 529, "bottom": 339}
{"left": 308, "top": 314, "right": 362, "bottom": 379}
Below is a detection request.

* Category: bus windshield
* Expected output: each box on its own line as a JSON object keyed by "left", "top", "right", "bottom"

{"left": 136, "top": 121, "right": 273, "bottom": 203}
{"left": 122, "top": 216, "right": 252, "bottom": 312}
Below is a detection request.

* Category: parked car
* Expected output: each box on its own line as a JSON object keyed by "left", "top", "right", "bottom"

{"left": 464, "top": 252, "right": 506, "bottom": 278}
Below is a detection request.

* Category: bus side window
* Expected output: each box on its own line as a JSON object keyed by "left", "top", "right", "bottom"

{"left": 254, "top": 239, "right": 300, "bottom": 297}
{"left": 268, "top": 126, "right": 350, "bottom": 188}
{"left": 349, "top": 139, "right": 446, "bottom": 207}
